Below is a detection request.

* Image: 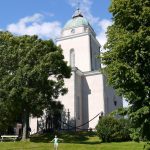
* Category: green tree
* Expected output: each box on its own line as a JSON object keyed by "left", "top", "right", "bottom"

{"left": 101, "top": 0, "right": 150, "bottom": 140}
{"left": 0, "top": 31, "right": 71, "bottom": 140}
{"left": 0, "top": 101, "right": 13, "bottom": 133}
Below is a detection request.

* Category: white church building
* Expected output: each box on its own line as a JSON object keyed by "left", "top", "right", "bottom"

{"left": 30, "top": 9, "right": 123, "bottom": 132}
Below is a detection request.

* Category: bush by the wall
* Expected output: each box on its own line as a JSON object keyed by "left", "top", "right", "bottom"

{"left": 144, "top": 143, "right": 150, "bottom": 150}
{"left": 96, "top": 116, "right": 131, "bottom": 142}
{"left": 117, "top": 118, "right": 131, "bottom": 141}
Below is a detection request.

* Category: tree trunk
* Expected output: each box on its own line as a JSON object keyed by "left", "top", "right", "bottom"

{"left": 22, "top": 109, "right": 29, "bottom": 140}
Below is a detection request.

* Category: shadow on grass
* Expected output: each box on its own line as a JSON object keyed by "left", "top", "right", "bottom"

{"left": 29, "top": 133, "right": 52, "bottom": 143}
{"left": 30, "top": 131, "right": 101, "bottom": 145}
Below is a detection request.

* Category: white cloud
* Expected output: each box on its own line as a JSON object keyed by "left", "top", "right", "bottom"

{"left": 7, "top": 13, "right": 62, "bottom": 40}
{"left": 98, "top": 19, "right": 112, "bottom": 32}
{"left": 97, "top": 19, "right": 112, "bottom": 48}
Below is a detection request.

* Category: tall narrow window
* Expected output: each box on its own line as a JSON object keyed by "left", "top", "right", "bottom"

{"left": 70, "top": 48, "right": 75, "bottom": 67}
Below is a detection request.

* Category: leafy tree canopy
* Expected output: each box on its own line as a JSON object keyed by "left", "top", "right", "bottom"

{"left": 101, "top": 0, "right": 150, "bottom": 140}
{"left": 0, "top": 31, "right": 71, "bottom": 139}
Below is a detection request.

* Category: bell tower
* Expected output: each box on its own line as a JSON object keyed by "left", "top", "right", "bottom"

{"left": 56, "top": 8, "right": 101, "bottom": 72}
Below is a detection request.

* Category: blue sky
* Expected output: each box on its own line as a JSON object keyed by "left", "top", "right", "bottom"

{"left": 0, "top": 0, "right": 111, "bottom": 27}
{"left": 0, "top": 0, "right": 112, "bottom": 46}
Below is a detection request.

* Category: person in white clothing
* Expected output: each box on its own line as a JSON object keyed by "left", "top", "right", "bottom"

{"left": 51, "top": 135, "right": 63, "bottom": 150}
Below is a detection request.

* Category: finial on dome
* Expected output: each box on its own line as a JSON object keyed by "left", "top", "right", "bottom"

{"left": 72, "top": 1, "right": 83, "bottom": 18}
{"left": 77, "top": 1, "right": 80, "bottom": 10}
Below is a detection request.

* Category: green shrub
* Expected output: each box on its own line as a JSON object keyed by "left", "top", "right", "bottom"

{"left": 96, "top": 116, "right": 131, "bottom": 142}
{"left": 117, "top": 118, "right": 131, "bottom": 141}
{"left": 145, "top": 146, "right": 150, "bottom": 150}
{"left": 144, "top": 143, "right": 150, "bottom": 150}
{"left": 96, "top": 116, "right": 118, "bottom": 142}
{"left": 129, "top": 128, "right": 141, "bottom": 142}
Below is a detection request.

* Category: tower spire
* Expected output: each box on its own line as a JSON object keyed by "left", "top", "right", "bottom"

{"left": 77, "top": 0, "right": 80, "bottom": 10}
{"left": 72, "top": 0, "right": 83, "bottom": 18}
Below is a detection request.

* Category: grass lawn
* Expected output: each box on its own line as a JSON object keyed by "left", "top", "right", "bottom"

{"left": 0, "top": 131, "right": 145, "bottom": 150}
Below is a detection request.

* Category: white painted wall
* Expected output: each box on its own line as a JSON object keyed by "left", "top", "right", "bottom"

{"left": 82, "top": 71, "right": 105, "bottom": 129}
{"left": 29, "top": 117, "right": 37, "bottom": 134}
{"left": 103, "top": 77, "right": 123, "bottom": 114}
{"left": 57, "top": 34, "right": 92, "bottom": 72}
{"left": 58, "top": 73, "right": 75, "bottom": 120}
{"left": 61, "top": 26, "right": 95, "bottom": 38}
{"left": 90, "top": 35, "right": 101, "bottom": 70}
{"left": 74, "top": 71, "right": 83, "bottom": 128}
{"left": 62, "top": 26, "right": 85, "bottom": 36}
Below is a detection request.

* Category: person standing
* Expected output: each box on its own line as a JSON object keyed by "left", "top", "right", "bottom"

{"left": 51, "top": 135, "right": 62, "bottom": 150}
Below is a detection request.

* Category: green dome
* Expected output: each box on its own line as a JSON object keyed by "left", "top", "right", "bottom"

{"left": 64, "top": 17, "right": 89, "bottom": 29}
{"left": 64, "top": 8, "right": 89, "bottom": 29}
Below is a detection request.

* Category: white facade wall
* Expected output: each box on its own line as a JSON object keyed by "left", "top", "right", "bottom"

{"left": 82, "top": 72, "right": 105, "bottom": 129}
{"left": 90, "top": 35, "right": 101, "bottom": 70}
{"left": 74, "top": 71, "right": 83, "bottom": 127}
{"left": 103, "top": 77, "right": 123, "bottom": 114}
{"left": 29, "top": 117, "right": 37, "bottom": 134}
{"left": 58, "top": 69, "right": 83, "bottom": 129}
{"left": 62, "top": 26, "right": 85, "bottom": 36}
{"left": 58, "top": 73, "right": 75, "bottom": 120}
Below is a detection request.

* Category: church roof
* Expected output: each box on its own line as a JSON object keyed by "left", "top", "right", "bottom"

{"left": 63, "top": 8, "right": 89, "bottom": 29}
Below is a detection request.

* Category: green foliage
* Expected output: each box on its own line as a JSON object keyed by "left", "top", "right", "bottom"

{"left": 144, "top": 143, "right": 150, "bottom": 150}
{"left": 96, "top": 116, "right": 131, "bottom": 142}
{"left": 0, "top": 31, "right": 71, "bottom": 138}
{"left": 0, "top": 90, "right": 19, "bottom": 133}
{"left": 0, "top": 102, "right": 14, "bottom": 133}
{"left": 145, "top": 146, "right": 150, "bottom": 150}
{"left": 96, "top": 116, "right": 118, "bottom": 142}
{"left": 117, "top": 118, "right": 131, "bottom": 141}
{"left": 130, "top": 128, "right": 141, "bottom": 142}
{"left": 101, "top": 0, "right": 150, "bottom": 140}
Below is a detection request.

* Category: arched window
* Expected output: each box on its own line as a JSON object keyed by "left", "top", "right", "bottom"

{"left": 70, "top": 48, "right": 75, "bottom": 67}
